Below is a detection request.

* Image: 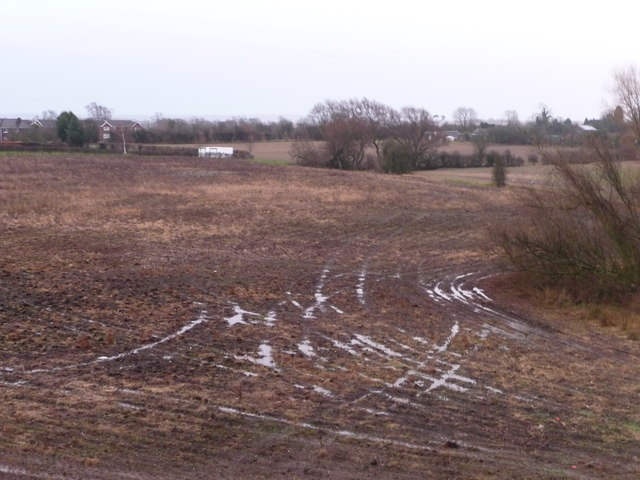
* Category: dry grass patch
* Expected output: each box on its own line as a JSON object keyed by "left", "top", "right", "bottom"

{"left": 486, "top": 272, "right": 640, "bottom": 340}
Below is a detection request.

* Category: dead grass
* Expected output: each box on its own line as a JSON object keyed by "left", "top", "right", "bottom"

{"left": 1, "top": 152, "right": 639, "bottom": 479}
{"left": 486, "top": 272, "right": 640, "bottom": 340}
{"left": 413, "top": 163, "right": 555, "bottom": 186}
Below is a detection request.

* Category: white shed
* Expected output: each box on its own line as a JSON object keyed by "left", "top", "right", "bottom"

{"left": 198, "top": 146, "right": 234, "bottom": 158}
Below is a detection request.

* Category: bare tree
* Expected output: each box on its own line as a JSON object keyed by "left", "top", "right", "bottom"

{"left": 351, "top": 98, "right": 393, "bottom": 164}
{"left": 277, "top": 116, "right": 294, "bottom": 140}
{"left": 471, "top": 132, "right": 488, "bottom": 165}
{"left": 307, "top": 100, "right": 372, "bottom": 170}
{"left": 612, "top": 65, "right": 640, "bottom": 143}
{"left": 295, "top": 99, "right": 442, "bottom": 171}
{"left": 494, "top": 137, "right": 640, "bottom": 296}
{"left": 85, "top": 102, "right": 112, "bottom": 121}
{"left": 452, "top": 106, "right": 478, "bottom": 132}
{"left": 504, "top": 110, "right": 520, "bottom": 126}
{"left": 40, "top": 110, "right": 57, "bottom": 120}
{"left": 389, "top": 107, "right": 443, "bottom": 169}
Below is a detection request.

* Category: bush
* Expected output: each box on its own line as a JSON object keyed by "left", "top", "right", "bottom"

{"left": 290, "top": 141, "right": 328, "bottom": 168}
{"left": 492, "top": 156, "right": 506, "bottom": 187}
{"left": 494, "top": 140, "right": 640, "bottom": 298}
{"left": 485, "top": 151, "right": 497, "bottom": 167}
{"left": 382, "top": 141, "right": 415, "bottom": 174}
{"left": 413, "top": 150, "right": 442, "bottom": 170}
{"left": 503, "top": 150, "right": 525, "bottom": 167}
{"left": 439, "top": 150, "right": 480, "bottom": 168}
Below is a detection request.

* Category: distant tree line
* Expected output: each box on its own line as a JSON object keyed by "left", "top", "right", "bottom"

{"left": 30, "top": 113, "right": 297, "bottom": 147}
{"left": 448, "top": 101, "right": 639, "bottom": 153}
{"left": 448, "top": 104, "right": 594, "bottom": 147}
{"left": 132, "top": 116, "right": 297, "bottom": 144}
{"left": 289, "top": 91, "right": 640, "bottom": 172}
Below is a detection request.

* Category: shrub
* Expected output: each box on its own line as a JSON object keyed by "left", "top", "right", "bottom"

{"left": 413, "top": 150, "right": 442, "bottom": 170}
{"left": 485, "top": 151, "right": 497, "bottom": 167}
{"left": 290, "top": 141, "right": 328, "bottom": 168}
{"left": 382, "top": 140, "right": 414, "bottom": 174}
{"left": 492, "top": 156, "right": 506, "bottom": 187}
{"left": 494, "top": 139, "right": 640, "bottom": 298}
{"left": 440, "top": 151, "right": 465, "bottom": 168}
{"left": 363, "top": 153, "right": 380, "bottom": 172}
{"left": 617, "top": 135, "right": 640, "bottom": 161}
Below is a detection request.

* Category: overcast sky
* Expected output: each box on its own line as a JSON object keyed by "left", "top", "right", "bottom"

{"left": 2, "top": 0, "right": 637, "bottom": 123}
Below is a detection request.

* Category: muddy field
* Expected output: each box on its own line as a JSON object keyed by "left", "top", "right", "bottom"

{"left": 1, "top": 153, "right": 639, "bottom": 479}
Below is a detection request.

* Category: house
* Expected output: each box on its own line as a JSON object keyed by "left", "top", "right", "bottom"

{"left": 28, "top": 118, "right": 58, "bottom": 143}
{"left": 31, "top": 119, "right": 57, "bottom": 129}
{"left": 99, "top": 120, "right": 144, "bottom": 142}
{"left": 0, "top": 118, "right": 34, "bottom": 142}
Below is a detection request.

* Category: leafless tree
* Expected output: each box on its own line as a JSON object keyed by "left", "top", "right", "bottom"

{"left": 290, "top": 140, "right": 326, "bottom": 167}
{"left": 494, "top": 136, "right": 640, "bottom": 297}
{"left": 504, "top": 110, "right": 520, "bottom": 126}
{"left": 471, "top": 133, "right": 488, "bottom": 164}
{"left": 85, "top": 102, "right": 112, "bottom": 121}
{"left": 389, "top": 107, "right": 443, "bottom": 169}
{"left": 40, "top": 110, "right": 57, "bottom": 120}
{"left": 452, "top": 106, "right": 478, "bottom": 131}
{"left": 350, "top": 98, "right": 393, "bottom": 164}
{"left": 612, "top": 65, "right": 640, "bottom": 143}
{"left": 307, "top": 99, "right": 373, "bottom": 170}
{"left": 295, "top": 99, "right": 442, "bottom": 171}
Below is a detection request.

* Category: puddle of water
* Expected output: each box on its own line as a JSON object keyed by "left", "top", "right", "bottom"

{"left": 15, "top": 309, "right": 210, "bottom": 375}
{"left": 298, "top": 340, "right": 316, "bottom": 357}
{"left": 235, "top": 343, "right": 277, "bottom": 370}
{"left": 354, "top": 334, "right": 403, "bottom": 358}
{"left": 356, "top": 269, "right": 366, "bottom": 305}
{"left": 312, "top": 385, "right": 333, "bottom": 397}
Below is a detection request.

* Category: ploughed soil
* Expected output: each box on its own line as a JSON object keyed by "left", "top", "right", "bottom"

{"left": 0, "top": 153, "right": 639, "bottom": 479}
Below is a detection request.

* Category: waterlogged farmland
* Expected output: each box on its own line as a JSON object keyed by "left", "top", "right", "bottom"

{"left": 0, "top": 154, "right": 639, "bottom": 479}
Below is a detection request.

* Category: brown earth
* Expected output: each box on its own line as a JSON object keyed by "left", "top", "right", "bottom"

{"left": 0, "top": 153, "right": 639, "bottom": 479}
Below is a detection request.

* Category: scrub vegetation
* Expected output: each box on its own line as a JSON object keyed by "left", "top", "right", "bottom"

{"left": 494, "top": 139, "right": 640, "bottom": 299}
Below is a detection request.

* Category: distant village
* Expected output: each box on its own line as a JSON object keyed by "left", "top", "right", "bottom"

{"left": 0, "top": 117, "right": 143, "bottom": 144}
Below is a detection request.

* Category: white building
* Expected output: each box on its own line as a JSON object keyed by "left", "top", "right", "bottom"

{"left": 198, "top": 146, "right": 234, "bottom": 158}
